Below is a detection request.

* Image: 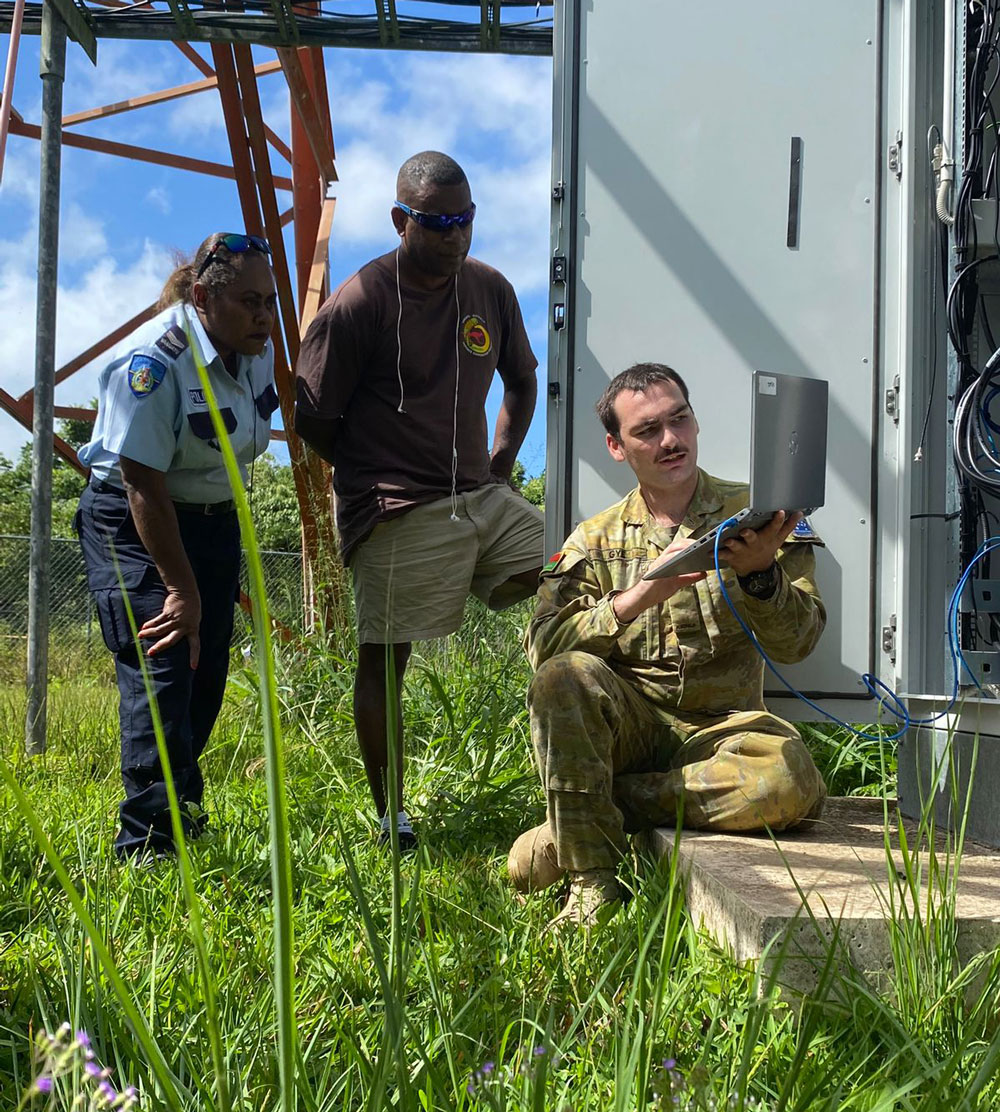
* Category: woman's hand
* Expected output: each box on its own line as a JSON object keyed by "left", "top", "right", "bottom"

{"left": 139, "top": 588, "right": 202, "bottom": 668}
{"left": 120, "top": 456, "right": 202, "bottom": 669}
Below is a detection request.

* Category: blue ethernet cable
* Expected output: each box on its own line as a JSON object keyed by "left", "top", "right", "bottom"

{"left": 710, "top": 517, "right": 1000, "bottom": 742}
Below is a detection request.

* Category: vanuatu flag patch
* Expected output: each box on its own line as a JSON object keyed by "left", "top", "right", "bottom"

{"left": 127, "top": 353, "right": 167, "bottom": 398}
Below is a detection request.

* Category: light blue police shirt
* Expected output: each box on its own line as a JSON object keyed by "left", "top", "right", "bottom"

{"left": 79, "top": 302, "right": 279, "bottom": 504}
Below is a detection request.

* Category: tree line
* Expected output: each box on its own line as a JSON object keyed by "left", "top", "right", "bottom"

{"left": 0, "top": 411, "right": 545, "bottom": 552}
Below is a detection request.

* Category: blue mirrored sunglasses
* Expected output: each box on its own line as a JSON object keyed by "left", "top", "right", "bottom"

{"left": 394, "top": 200, "right": 477, "bottom": 232}
{"left": 196, "top": 233, "right": 272, "bottom": 279}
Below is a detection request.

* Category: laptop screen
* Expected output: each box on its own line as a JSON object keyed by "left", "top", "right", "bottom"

{"left": 748, "top": 371, "right": 829, "bottom": 512}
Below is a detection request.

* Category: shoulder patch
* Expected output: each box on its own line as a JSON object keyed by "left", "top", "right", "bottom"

{"left": 154, "top": 323, "right": 189, "bottom": 360}
{"left": 789, "top": 515, "right": 825, "bottom": 546}
{"left": 543, "top": 551, "right": 563, "bottom": 573}
{"left": 127, "top": 353, "right": 167, "bottom": 398}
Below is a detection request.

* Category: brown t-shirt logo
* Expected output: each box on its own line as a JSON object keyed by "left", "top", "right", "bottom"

{"left": 461, "top": 314, "right": 492, "bottom": 356}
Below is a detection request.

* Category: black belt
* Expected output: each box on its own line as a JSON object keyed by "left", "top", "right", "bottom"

{"left": 89, "top": 477, "right": 235, "bottom": 516}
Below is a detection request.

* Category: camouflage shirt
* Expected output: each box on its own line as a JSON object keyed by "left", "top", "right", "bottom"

{"left": 525, "top": 470, "right": 825, "bottom": 720}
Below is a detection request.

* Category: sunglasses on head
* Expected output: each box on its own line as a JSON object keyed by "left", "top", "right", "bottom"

{"left": 196, "top": 233, "right": 272, "bottom": 280}
{"left": 394, "top": 200, "right": 477, "bottom": 232}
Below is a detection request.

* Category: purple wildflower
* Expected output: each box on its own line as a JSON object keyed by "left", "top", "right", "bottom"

{"left": 533, "top": 1045, "right": 546, "bottom": 1057}
{"left": 85, "top": 1060, "right": 103, "bottom": 1078}
{"left": 34, "top": 1076, "right": 53, "bottom": 1094}
{"left": 75, "top": 1030, "right": 91, "bottom": 1049}
{"left": 664, "top": 1058, "right": 677, "bottom": 1071}
{"left": 98, "top": 1078, "right": 118, "bottom": 1102}
{"left": 480, "top": 1061, "right": 494, "bottom": 1076}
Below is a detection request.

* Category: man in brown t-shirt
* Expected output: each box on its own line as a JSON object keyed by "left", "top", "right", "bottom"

{"left": 295, "top": 151, "right": 544, "bottom": 848}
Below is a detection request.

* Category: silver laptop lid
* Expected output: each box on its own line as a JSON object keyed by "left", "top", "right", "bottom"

{"left": 749, "top": 371, "right": 828, "bottom": 511}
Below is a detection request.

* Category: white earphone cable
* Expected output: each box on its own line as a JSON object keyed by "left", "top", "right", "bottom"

{"left": 395, "top": 247, "right": 462, "bottom": 524}
{"left": 450, "top": 273, "right": 461, "bottom": 522}
{"left": 394, "top": 247, "right": 406, "bottom": 414}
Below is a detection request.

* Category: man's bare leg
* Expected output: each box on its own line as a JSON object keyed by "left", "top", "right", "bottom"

{"left": 354, "top": 642, "right": 412, "bottom": 817}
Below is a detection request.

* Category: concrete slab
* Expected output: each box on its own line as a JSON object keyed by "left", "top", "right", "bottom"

{"left": 647, "top": 797, "right": 1000, "bottom": 996}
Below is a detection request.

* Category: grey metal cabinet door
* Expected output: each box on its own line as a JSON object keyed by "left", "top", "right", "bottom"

{"left": 549, "top": 0, "right": 881, "bottom": 702}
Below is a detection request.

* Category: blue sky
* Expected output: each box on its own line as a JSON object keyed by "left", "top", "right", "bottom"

{"left": 1, "top": 25, "right": 553, "bottom": 477}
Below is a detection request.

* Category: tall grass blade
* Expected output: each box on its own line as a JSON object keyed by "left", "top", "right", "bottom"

{"left": 190, "top": 329, "right": 298, "bottom": 1109}
{"left": 111, "top": 547, "right": 231, "bottom": 1112}
{"left": 0, "top": 758, "right": 186, "bottom": 1109}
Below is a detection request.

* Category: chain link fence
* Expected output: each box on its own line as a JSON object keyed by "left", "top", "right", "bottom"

{"left": 0, "top": 535, "right": 304, "bottom": 678}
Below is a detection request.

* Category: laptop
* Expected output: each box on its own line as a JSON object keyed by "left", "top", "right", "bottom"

{"left": 643, "top": 371, "right": 828, "bottom": 579}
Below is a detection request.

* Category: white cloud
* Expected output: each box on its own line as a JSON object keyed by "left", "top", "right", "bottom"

{"left": 0, "top": 237, "right": 171, "bottom": 459}
{"left": 145, "top": 187, "right": 172, "bottom": 216}
{"left": 468, "top": 152, "right": 552, "bottom": 295}
{"left": 0, "top": 143, "right": 40, "bottom": 204}
{"left": 1, "top": 45, "right": 553, "bottom": 464}
{"left": 323, "top": 51, "right": 553, "bottom": 294}
{"left": 60, "top": 201, "right": 109, "bottom": 263}
{"left": 62, "top": 40, "right": 183, "bottom": 120}
{"left": 166, "top": 87, "right": 228, "bottom": 141}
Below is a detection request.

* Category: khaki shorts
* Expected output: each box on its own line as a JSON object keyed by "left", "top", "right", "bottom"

{"left": 351, "top": 484, "right": 545, "bottom": 644}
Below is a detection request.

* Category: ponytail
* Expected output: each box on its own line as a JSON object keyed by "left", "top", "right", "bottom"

{"left": 157, "top": 257, "right": 197, "bottom": 310}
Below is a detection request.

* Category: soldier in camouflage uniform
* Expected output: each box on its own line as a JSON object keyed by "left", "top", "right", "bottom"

{"left": 510, "top": 363, "right": 827, "bottom": 928}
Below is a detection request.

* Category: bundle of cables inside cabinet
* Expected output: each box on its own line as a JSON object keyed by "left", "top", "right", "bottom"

{"left": 953, "top": 343, "right": 1000, "bottom": 494}
{"left": 940, "top": 0, "right": 1000, "bottom": 648}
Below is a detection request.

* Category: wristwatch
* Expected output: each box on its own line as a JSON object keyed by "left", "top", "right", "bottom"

{"left": 737, "top": 562, "right": 779, "bottom": 600}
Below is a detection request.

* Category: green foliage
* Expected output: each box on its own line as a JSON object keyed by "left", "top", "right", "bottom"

{"left": 0, "top": 441, "right": 536, "bottom": 551}
{"left": 508, "top": 461, "right": 545, "bottom": 508}
{"left": 1, "top": 612, "right": 999, "bottom": 1110}
{"left": 0, "top": 436, "right": 996, "bottom": 1110}
{"left": 56, "top": 409, "right": 99, "bottom": 452}
{"left": 0, "top": 443, "right": 86, "bottom": 540}
{"left": 249, "top": 453, "right": 302, "bottom": 553}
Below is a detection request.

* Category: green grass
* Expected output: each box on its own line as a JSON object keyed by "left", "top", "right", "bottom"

{"left": 1, "top": 599, "right": 998, "bottom": 1110}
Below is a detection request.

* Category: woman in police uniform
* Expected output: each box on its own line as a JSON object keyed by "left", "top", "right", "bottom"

{"left": 76, "top": 232, "right": 279, "bottom": 861}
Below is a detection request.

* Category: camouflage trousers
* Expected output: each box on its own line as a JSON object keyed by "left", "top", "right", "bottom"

{"left": 528, "top": 651, "right": 827, "bottom": 872}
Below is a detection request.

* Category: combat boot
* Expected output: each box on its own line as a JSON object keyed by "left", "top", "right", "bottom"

{"left": 507, "top": 822, "right": 562, "bottom": 893}
{"left": 546, "top": 868, "right": 622, "bottom": 931}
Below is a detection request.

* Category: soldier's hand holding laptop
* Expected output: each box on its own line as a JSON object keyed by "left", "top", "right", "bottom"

{"left": 709, "top": 509, "right": 803, "bottom": 576}
{"left": 630, "top": 511, "right": 801, "bottom": 618}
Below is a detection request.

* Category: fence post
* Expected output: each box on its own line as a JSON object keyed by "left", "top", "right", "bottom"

{"left": 25, "top": 0, "right": 67, "bottom": 756}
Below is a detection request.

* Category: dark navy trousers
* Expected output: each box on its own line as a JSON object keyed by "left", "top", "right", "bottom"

{"left": 76, "top": 483, "right": 240, "bottom": 857}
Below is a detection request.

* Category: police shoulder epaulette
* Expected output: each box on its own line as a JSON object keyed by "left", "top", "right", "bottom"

{"left": 154, "top": 323, "right": 189, "bottom": 360}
